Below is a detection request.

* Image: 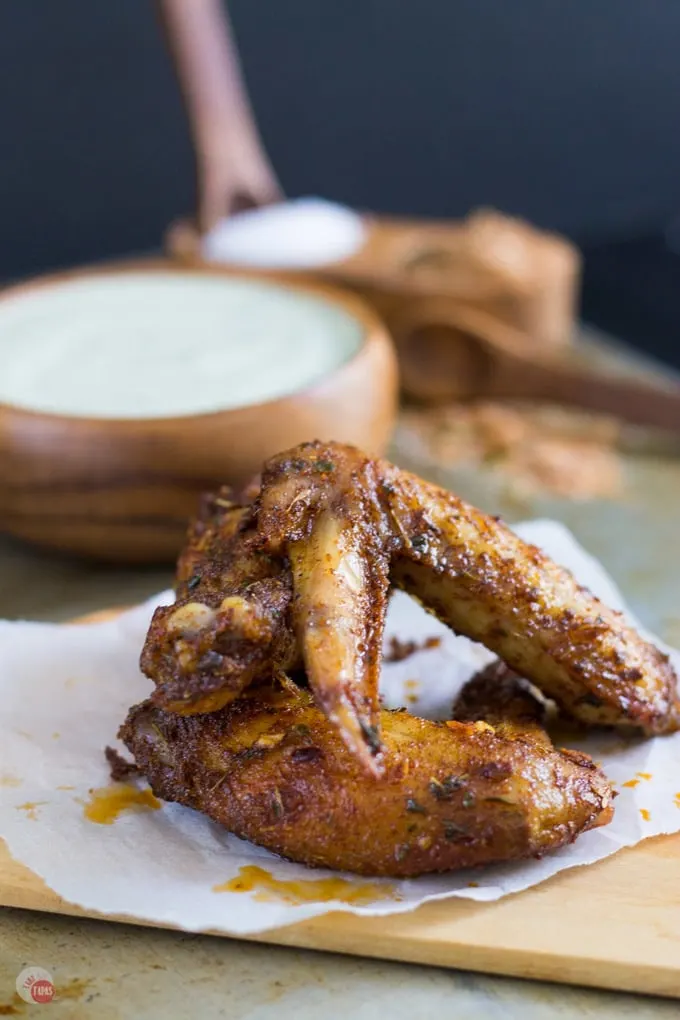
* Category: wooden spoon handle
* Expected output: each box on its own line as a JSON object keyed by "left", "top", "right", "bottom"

{"left": 393, "top": 299, "right": 680, "bottom": 431}
{"left": 490, "top": 352, "right": 680, "bottom": 432}
{"left": 155, "top": 0, "right": 281, "bottom": 232}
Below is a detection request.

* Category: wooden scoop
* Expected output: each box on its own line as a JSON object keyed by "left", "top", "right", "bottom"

{"left": 394, "top": 300, "right": 680, "bottom": 432}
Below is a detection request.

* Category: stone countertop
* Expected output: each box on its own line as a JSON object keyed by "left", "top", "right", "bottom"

{"left": 1, "top": 903, "right": 679, "bottom": 1019}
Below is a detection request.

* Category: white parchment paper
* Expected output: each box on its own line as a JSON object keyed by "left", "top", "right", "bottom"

{"left": 1, "top": 520, "right": 679, "bottom": 935}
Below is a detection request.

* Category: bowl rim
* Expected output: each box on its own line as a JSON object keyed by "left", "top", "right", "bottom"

{"left": 0, "top": 257, "right": 392, "bottom": 428}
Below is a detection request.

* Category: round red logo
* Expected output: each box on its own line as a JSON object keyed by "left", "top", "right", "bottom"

{"left": 29, "top": 978, "right": 55, "bottom": 1004}
{"left": 15, "top": 967, "right": 55, "bottom": 1004}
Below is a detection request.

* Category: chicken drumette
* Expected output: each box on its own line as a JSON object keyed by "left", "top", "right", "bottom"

{"left": 140, "top": 442, "right": 679, "bottom": 773}
{"left": 120, "top": 669, "right": 613, "bottom": 878}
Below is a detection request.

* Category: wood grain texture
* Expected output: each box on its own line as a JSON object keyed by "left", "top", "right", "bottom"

{"left": 0, "top": 260, "right": 398, "bottom": 563}
{"left": 1, "top": 608, "right": 679, "bottom": 999}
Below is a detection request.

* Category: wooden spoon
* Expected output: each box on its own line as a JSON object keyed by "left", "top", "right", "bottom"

{"left": 394, "top": 299, "right": 680, "bottom": 431}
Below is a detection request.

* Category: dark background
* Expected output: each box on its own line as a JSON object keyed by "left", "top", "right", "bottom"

{"left": 2, "top": 0, "right": 680, "bottom": 363}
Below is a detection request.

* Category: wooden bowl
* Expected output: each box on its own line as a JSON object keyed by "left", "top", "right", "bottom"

{"left": 0, "top": 260, "right": 397, "bottom": 562}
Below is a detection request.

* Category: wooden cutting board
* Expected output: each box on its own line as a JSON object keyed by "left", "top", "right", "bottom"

{"left": 2, "top": 834, "right": 680, "bottom": 998}
{"left": 2, "top": 611, "right": 679, "bottom": 999}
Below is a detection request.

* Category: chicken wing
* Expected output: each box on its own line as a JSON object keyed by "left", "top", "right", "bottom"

{"left": 257, "top": 444, "right": 391, "bottom": 772}
{"left": 384, "top": 461, "right": 679, "bottom": 737}
{"left": 254, "top": 443, "right": 679, "bottom": 757}
{"left": 120, "top": 678, "right": 613, "bottom": 878}
{"left": 140, "top": 490, "right": 297, "bottom": 715}
{"left": 140, "top": 442, "right": 679, "bottom": 768}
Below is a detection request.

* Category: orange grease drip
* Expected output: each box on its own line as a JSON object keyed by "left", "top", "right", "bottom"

{"left": 637, "top": 772, "right": 652, "bottom": 781}
{"left": 622, "top": 779, "right": 640, "bottom": 789}
{"left": 405, "top": 680, "right": 419, "bottom": 705}
{"left": 639, "top": 808, "right": 651, "bottom": 822}
{"left": 15, "top": 801, "right": 47, "bottom": 820}
{"left": 674, "top": 794, "right": 680, "bottom": 809}
{"left": 0, "top": 775, "right": 22, "bottom": 787}
{"left": 213, "top": 865, "right": 396, "bottom": 905}
{"left": 83, "top": 784, "right": 161, "bottom": 825}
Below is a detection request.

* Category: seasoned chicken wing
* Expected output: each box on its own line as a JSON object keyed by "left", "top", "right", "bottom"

{"left": 140, "top": 490, "right": 297, "bottom": 715}
{"left": 257, "top": 442, "right": 676, "bottom": 754}
{"left": 384, "top": 462, "right": 679, "bottom": 738}
{"left": 257, "top": 445, "right": 391, "bottom": 773}
{"left": 120, "top": 678, "right": 613, "bottom": 878}
{"left": 140, "top": 442, "right": 679, "bottom": 769}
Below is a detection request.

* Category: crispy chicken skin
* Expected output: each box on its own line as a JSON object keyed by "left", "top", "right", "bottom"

{"left": 257, "top": 446, "right": 391, "bottom": 773}
{"left": 140, "top": 442, "right": 679, "bottom": 767}
{"left": 120, "top": 678, "right": 613, "bottom": 878}
{"left": 256, "top": 443, "right": 679, "bottom": 758}
{"left": 140, "top": 490, "right": 298, "bottom": 715}
{"left": 384, "top": 462, "right": 679, "bottom": 738}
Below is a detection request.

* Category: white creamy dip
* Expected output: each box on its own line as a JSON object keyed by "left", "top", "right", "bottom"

{"left": 202, "top": 198, "right": 367, "bottom": 269}
{"left": 0, "top": 271, "right": 363, "bottom": 418}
